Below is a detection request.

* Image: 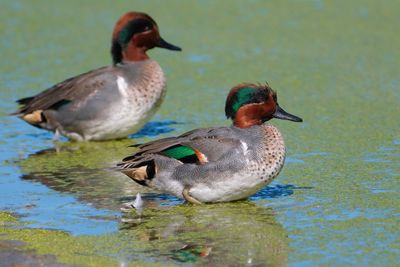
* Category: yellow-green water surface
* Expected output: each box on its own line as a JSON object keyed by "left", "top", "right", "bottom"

{"left": 0, "top": 0, "right": 399, "bottom": 266}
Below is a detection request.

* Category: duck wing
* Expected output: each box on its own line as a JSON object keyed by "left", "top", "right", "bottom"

{"left": 13, "top": 66, "right": 113, "bottom": 116}
{"left": 117, "top": 126, "right": 248, "bottom": 188}
{"left": 121, "top": 126, "right": 244, "bottom": 164}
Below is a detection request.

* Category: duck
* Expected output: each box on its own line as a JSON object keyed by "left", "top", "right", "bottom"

{"left": 117, "top": 83, "right": 302, "bottom": 204}
{"left": 13, "top": 12, "right": 181, "bottom": 141}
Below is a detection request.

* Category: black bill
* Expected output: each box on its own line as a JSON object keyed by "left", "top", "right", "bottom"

{"left": 273, "top": 105, "right": 303, "bottom": 122}
{"left": 157, "top": 37, "right": 182, "bottom": 51}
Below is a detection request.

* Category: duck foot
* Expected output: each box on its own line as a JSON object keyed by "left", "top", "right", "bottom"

{"left": 120, "top": 193, "right": 143, "bottom": 212}
{"left": 182, "top": 187, "right": 203, "bottom": 205}
{"left": 52, "top": 129, "right": 61, "bottom": 142}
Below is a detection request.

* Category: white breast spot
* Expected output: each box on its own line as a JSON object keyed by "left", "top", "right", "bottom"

{"left": 241, "top": 141, "right": 249, "bottom": 155}
{"left": 117, "top": 76, "right": 129, "bottom": 97}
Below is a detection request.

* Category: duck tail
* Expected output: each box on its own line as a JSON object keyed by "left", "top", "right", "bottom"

{"left": 117, "top": 157, "right": 156, "bottom": 186}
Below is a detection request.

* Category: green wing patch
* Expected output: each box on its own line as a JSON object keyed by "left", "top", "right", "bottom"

{"left": 162, "top": 145, "right": 196, "bottom": 160}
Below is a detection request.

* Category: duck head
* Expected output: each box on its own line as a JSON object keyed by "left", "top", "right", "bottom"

{"left": 225, "top": 83, "right": 303, "bottom": 128}
{"left": 111, "top": 12, "right": 181, "bottom": 64}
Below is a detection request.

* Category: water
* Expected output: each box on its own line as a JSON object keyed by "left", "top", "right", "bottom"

{"left": 0, "top": 0, "right": 399, "bottom": 266}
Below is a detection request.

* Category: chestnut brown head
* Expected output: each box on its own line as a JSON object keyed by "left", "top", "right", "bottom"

{"left": 111, "top": 12, "right": 181, "bottom": 64}
{"left": 225, "top": 83, "right": 302, "bottom": 128}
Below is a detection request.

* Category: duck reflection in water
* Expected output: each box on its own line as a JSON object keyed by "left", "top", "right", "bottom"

{"left": 120, "top": 202, "right": 289, "bottom": 265}
{"left": 16, "top": 142, "right": 314, "bottom": 265}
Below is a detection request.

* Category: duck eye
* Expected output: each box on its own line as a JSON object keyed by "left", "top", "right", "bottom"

{"left": 144, "top": 25, "right": 151, "bottom": 31}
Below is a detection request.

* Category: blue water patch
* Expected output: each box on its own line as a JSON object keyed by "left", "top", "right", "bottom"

{"left": 358, "top": 7, "right": 369, "bottom": 17}
{"left": 292, "top": 151, "right": 331, "bottom": 158}
{"left": 312, "top": 0, "right": 324, "bottom": 10}
{"left": 287, "top": 151, "right": 331, "bottom": 164}
{"left": 119, "top": 192, "right": 184, "bottom": 208}
{"left": 187, "top": 54, "right": 212, "bottom": 63}
{"left": 379, "top": 146, "right": 396, "bottom": 151}
{"left": 0, "top": 166, "right": 119, "bottom": 235}
{"left": 250, "top": 184, "right": 313, "bottom": 201}
{"left": 286, "top": 157, "right": 305, "bottom": 163}
{"left": 0, "top": 117, "right": 121, "bottom": 235}
{"left": 363, "top": 151, "right": 396, "bottom": 163}
{"left": 324, "top": 207, "right": 396, "bottom": 221}
{"left": 362, "top": 177, "right": 399, "bottom": 194}
{"left": 364, "top": 158, "right": 391, "bottom": 163}
{"left": 130, "top": 120, "right": 179, "bottom": 138}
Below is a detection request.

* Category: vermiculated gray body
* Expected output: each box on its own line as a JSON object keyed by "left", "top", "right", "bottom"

{"left": 17, "top": 60, "right": 166, "bottom": 141}
{"left": 120, "top": 124, "right": 286, "bottom": 203}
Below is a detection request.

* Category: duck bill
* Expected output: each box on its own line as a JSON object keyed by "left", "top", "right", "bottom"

{"left": 273, "top": 105, "right": 303, "bottom": 122}
{"left": 156, "top": 37, "right": 182, "bottom": 51}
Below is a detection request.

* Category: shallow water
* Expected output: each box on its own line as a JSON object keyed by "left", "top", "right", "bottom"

{"left": 1, "top": 0, "right": 399, "bottom": 266}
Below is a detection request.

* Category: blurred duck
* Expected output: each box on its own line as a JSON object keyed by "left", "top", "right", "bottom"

{"left": 13, "top": 12, "right": 181, "bottom": 141}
